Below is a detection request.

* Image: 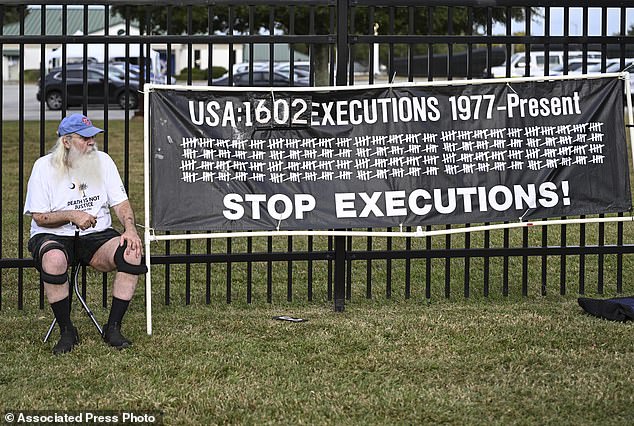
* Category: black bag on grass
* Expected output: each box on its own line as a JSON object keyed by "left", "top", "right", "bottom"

{"left": 578, "top": 296, "right": 634, "bottom": 321}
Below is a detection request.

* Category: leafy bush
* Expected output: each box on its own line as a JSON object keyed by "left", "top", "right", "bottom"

{"left": 210, "top": 66, "right": 227, "bottom": 78}
{"left": 176, "top": 66, "right": 227, "bottom": 81}
{"left": 23, "top": 69, "right": 41, "bottom": 83}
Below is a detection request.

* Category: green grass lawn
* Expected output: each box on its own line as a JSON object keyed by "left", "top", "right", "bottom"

{"left": 1, "top": 296, "right": 634, "bottom": 424}
{"left": 2, "top": 119, "right": 634, "bottom": 424}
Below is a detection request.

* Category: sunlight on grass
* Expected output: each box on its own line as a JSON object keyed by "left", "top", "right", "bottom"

{"left": 1, "top": 298, "right": 634, "bottom": 424}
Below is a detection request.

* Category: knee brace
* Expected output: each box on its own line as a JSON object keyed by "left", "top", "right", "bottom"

{"left": 37, "top": 242, "right": 69, "bottom": 285}
{"left": 114, "top": 241, "right": 148, "bottom": 275}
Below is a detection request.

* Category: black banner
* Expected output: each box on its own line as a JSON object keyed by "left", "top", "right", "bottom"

{"left": 149, "top": 78, "right": 631, "bottom": 231}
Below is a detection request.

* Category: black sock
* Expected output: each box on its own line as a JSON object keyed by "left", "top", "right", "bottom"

{"left": 51, "top": 297, "right": 73, "bottom": 331}
{"left": 107, "top": 297, "right": 131, "bottom": 326}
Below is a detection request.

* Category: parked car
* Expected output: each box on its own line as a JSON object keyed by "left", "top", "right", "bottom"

{"left": 233, "top": 62, "right": 311, "bottom": 83}
{"left": 109, "top": 61, "right": 176, "bottom": 84}
{"left": 36, "top": 63, "right": 140, "bottom": 110}
{"left": 488, "top": 51, "right": 602, "bottom": 78}
{"left": 583, "top": 58, "right": 634, "bottom": 75}
{"left": 212, "top": 70, "right": 309, "bottom": 86}
{"left": 548, "top": 58, "right": 603, "bottom": 76}
{"left": 584, "top": 59, "right": 634, "bottom": 100}
{"left": 232, "top": 62, "right": 270, "bottom": 74}
{"left": 233, "top": 61, "right": 310, "bottom": 76}
{"left": 275, "top": 66, "right": 311, "bottom": 80}
{"left": 274, "top": 61, "right": 311, "bottom": 75}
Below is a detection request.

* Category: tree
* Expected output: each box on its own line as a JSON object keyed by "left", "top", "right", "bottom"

{"left": 1, "top": 5, "right": 29, "bottom": 25}
{"left": 112, "top": 4, "right": 537, "bottom": 85}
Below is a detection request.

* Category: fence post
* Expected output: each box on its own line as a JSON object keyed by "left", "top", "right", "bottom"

{"left": 334, "top": 235, "right": 346, "bottom": 311}
{"left": 333, "top": 0, "right": 349, "bottom": 312}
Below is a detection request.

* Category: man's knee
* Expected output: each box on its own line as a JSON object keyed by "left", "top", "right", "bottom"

{"left": 38, "top": 242, "right": 69, "bottom": 285}
{"left": 42, "top": 250, "right": 68, "bottom": 273}
{"left": 114, "top": 242, "right": 148, "bottom": 275}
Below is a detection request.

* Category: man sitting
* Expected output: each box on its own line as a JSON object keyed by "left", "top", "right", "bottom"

{"left": 24, "top": 113, "right": 146, "bottom": 355}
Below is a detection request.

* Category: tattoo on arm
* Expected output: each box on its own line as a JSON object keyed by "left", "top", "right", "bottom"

{"left": 115, "top": 202, "right": 137, "bottom": 232}
{"left": 124, "top": 215, "right": 135, "bottom": 230}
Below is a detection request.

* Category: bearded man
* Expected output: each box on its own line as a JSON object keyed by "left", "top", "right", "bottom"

{"left": 24, "top": 113, "right": 146, "bottom": 355}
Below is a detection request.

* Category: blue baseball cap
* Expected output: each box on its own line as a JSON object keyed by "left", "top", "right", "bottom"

{"left": 57, "top": 113, "right": 103, "bottom": 137}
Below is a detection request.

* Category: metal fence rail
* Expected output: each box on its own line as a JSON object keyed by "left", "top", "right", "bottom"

{"left": 1, "top": 0, "right": 633, "bottom": 311}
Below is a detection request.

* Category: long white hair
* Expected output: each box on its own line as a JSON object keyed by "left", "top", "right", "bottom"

{"left": 49, "top": 135, "right": 71, "bottom": 171}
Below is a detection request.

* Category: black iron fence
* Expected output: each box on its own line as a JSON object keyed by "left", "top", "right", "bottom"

{"left": 1, "top": 0, "right": 634, "bottom": 311}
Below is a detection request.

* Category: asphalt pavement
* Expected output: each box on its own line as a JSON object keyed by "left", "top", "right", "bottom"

{"left": 2, "top": 82, "right": 135, "bottom": 121}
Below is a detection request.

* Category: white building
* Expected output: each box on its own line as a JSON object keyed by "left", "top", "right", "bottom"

{"left": 2, "top": 5, "right": 243, "bottom": 81}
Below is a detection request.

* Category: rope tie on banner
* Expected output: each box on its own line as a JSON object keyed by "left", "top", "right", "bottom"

{"left": 519, "top": 210, "right": 531, "bottom": 222}
{"left": 505, "top": 82, "right": 517, "bottom": 94}
{"left": 136, "top": 223, "right": 156, "bottom": 241}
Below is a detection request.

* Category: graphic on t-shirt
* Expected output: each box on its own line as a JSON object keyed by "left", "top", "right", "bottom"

{"left": 67, "top": 195, "right": 101, "bottom": 211}
{"left": 24, "top": 151, "right": 127, "bottom": 237}
{"left": 66, "top": 181, "right": 100, "bottom": 211}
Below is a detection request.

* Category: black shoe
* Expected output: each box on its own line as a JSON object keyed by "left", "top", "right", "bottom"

{"left": 102, "top": 322, "right": 132, "bottom": 349}
{"left": 53, "top": 326, "right": 79, "bottom": 355}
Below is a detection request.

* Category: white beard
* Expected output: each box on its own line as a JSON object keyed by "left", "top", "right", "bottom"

{"left": 67, "top": 144, "right": 102, "bottom": 187}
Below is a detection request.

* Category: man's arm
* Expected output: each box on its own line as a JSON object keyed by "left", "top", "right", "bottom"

{"left": 112, "top": 200, "right": 143, "bottom": 257}
{"left": 32, "top": 210, "right": 97, "bottom": 230}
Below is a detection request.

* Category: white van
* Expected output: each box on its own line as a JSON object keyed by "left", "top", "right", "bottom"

{"left": 490, "top": 51, "right": 602, "bottom": 78}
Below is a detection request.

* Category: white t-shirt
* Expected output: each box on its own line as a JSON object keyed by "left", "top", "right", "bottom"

{"left": 23, "top": 151, "right": 128, "bottom": 237}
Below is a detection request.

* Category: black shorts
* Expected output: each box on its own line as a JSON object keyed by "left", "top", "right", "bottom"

{"left": 28, "top": 228, "right": 121, "bottom": 267}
